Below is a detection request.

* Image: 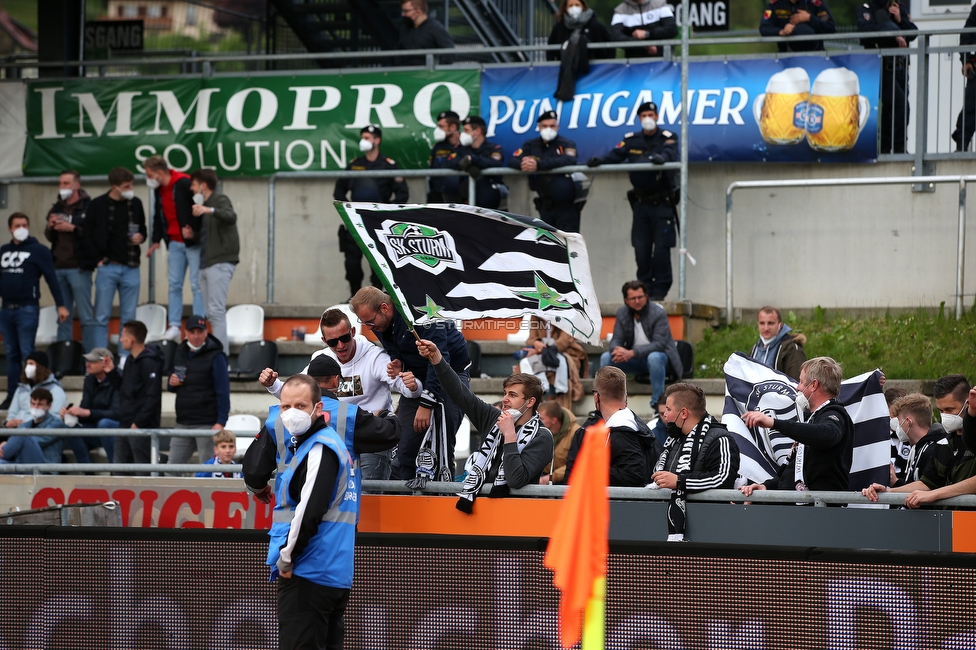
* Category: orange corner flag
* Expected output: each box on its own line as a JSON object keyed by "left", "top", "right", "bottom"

{"left": 543, "top": 422, "right": 610, "bottom": 649}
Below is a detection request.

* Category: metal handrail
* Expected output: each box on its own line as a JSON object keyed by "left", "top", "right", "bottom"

{"left": 727, "top": 175, "right": 974, "bottom": 321}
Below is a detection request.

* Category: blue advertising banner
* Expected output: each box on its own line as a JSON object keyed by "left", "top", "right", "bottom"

{"left": 481, "top": 55, "right": 882, "bottom": 163}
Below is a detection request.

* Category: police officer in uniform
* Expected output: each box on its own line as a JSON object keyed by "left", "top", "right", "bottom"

{"left": 858, "top": 0, "right": 916, "bottom": 154}
{"left": 427, "top": 110, "right": 462, "bottom": 203}
{"left": 508, "top": 110, "right": 581, "bottom": 232}
{"left": 759, "top": 0, "right": 835, "bottom": 51}
{"left": 588, "top": 102, "right": 677, "bottom": 300}
{"left": 333, "top": 125, "right": 409, "bottom": 297}
{"left": 454, "top": 115, "right": 507, "bottom": 209}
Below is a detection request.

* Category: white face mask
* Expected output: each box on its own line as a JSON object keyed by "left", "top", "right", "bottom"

{"left": 280, "top": 406, "right": 314, "bottom": 436}
{"left": 641, "top": 117, "right": 657, "bottom": 132}
{"left": 192, "top": 193, "right": 205, "bottom": 205}
{"left": 795, "top": 388, "right": 810, "bottom": 415}
{"left": 942, "top": 412, "right": 964, "bottom": 433}
{"left": 187, "top": 339, "right": 205, "bottom": 352}
{"left": 24, "top": 363, "right": 36, "bottom": 379}
{"left": 433, "top": 126, "right": 447, "bottom": 142}
{"left": 59, "top": 188, "right": 73, "bottom": 201}
{"left": 29, "top": 407, "right": 47, "bottom": 421}
{"left": 359, "top": 138, "right": 374, "bottom": 153}
{"left": 146, "top": 177, "right": 160, "bottom": 189}
{"left": 120, "top": 189, "right": 135, "bottom": 201}
{"left": 539, "top": 127, "right": 558, "bottom": 142}
{"left": 12, "top": 227, "right": 29, "bottom": 242}
{"left": 567, "top": 5, "right": 583, "bottom": 18}
{"left": 894, "top": 418, "right": 911, "bottom": 444}
{"left": 459, "top": 132, "right": 474, "bottom": 147}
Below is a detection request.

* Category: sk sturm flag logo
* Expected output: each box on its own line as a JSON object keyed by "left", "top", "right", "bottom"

{"left": 377, "top": 220, "right": 464, "bottom": 275}
{"left": 334, "top": 202, "right": 603, "bottom": 344}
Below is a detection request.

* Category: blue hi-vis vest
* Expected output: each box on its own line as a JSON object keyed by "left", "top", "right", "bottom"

{"left": 266, "top": 423, "right": 358, "bottom": 589}
{"left": 264, "top": 398, "right": 361, "bottom": 519}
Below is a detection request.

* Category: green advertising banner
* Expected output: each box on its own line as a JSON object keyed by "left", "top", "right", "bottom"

{"left": 24, "top": 70, "right": 480, "bottom": 177}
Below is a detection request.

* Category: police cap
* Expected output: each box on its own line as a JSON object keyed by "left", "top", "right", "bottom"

{"left": 361, "top": 124, "right": 382, "bottom": 138}
{"left": 637, "top": 102, "right": 658, "bottom": 114}
{"left": 537, "top": 110, "right": 558, "bottom": 123}
{"left": 437, "top": 111, "right": 460, "bottom": 122}
{"left": 463, "top": 115, "right": 487, "bottom": 130}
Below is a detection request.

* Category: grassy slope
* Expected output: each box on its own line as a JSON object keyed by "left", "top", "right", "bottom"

{"left": 694, "top": 308, "right": 976, "bottom": 379}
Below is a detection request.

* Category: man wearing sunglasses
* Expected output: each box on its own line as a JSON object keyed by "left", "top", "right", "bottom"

{"left": 259, "top": 308, "right": 421, "bottom": 479}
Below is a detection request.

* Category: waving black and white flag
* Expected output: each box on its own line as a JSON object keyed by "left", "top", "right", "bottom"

{"left": 334, "top": 202, "right": 603, "bottom": 345}
{"left": 722, "top": 352, "right": 890, "bottom": 489}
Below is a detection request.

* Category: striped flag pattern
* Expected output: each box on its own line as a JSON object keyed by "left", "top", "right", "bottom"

{"left": 722, "top": 352, "right": 890, "bottom": 490}
{"left": 334, "top": 202, "right": 603, "bottom": 345}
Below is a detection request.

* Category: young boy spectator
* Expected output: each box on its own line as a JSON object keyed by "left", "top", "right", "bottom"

{"left": 196, "top": 429, "right": 241, "bottom": 478}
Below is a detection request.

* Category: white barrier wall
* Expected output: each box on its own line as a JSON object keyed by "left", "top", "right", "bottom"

{"left": 5, "top": 161, "right": 974, "bottom": 312}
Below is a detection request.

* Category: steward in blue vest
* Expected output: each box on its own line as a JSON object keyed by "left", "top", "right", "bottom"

{"left": 243, "top": 375, "right": 362, "bottom": 650}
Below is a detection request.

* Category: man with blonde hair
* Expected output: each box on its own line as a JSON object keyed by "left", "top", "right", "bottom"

{"left": 593, "top": 366, "right": 659, "bottom": 487}
{"left": 740, "top": 356, "right": 853, "bottom": 494}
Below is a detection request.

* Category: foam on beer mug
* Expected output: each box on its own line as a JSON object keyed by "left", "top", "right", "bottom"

{"left": 806, "top": 67, "right": 870, "bottom": 152}
{"left": 754, "top": 67, "right": 810, "bottom": 146}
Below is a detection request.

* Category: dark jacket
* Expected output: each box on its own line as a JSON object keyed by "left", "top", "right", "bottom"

{"left": 334, "top": 155, "right": 409, "bottom": 204}
{"left": 550, "top": 10, "right": 615, "bottom": 101}
{"left": 0, "top": 236, "right": 64, "bottom": 307}
{"left": 594, "top": 127, "right": 678, "bottom": 192}
{"left": 378, "top": 310, "right": 469, "bottom": 403}
{"left": 857, "top": 0, "right": 917, "bottom": 49}
{"left": 395, "top": 17, "right": 455, "bottom": 66}
{"left": 118, "top": 344, "right": 163, "bottom": 429}
{"left": 606, "top": 407, "right": 661, "bottom": 486}
{"left": 428, "top": 139, "right": 461, "bottom": 198}
{"left": 152, "top": 175, "right": 197, "bottom": 246}
{"left": 759, "top": 0, "right": 836, "bottom": 52}
{"left": 548, "top": 11, "right": 614, "bottom": 62}
{"left": 433, "top": 358, "right": 554, "bottom": 489}
{"left": 896, "top": 423, "right": 949, "bottom": 487}
{"left": 608, "top": 301, "right": 684, "bottom": 380}
{"left": 655, "top": 414, "right": 740, "bottom": 491}
{"left": 769, "top": 399, "right": 854, "bottom": 491}
{"left": 961, "top": 4, "right": 976, "bottom": 65}
{"left": 78, "top": 368, "right": 121, "bottom": 426}
{"left": 84, "top": 193, "right": 147, "bottom": 268}
{"left": 169, "top": 334, "right": 229, "bottom": 427}
{"left": 507, "top": 134, "right": 579, "bottom": 200}
{"left": 45, "top": 188, "right": 96, "bottom": 270}
{"left": 963, "top": 410, "right": 976, "bottom": 455}
{"left": 198, "top": 192, "right": 239, "bottom": 267}
{"left": 750, "top": 329, "right": 807, "bottom": 380}
{"left": 611, "top": 0, "right": 678, "bottom": 58}
{"left": 921, "top": 429, "right": 976, "bottom": 489}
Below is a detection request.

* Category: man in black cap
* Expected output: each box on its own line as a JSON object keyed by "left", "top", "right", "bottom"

{"left": 453, "top": 115, "right": 507, "bottom": 209}
{"left": 588, "top": 102, "right": 678, "bottom": 300}
{"left": 166, "top": 314, "right": 230, "bottom": 474}
{"left": 427, "top": 110, "right": 462, "bottom": 203}
{"left": 62, "top": 346, "right": 121, "bottom": 463}
{"left": 508, "top": 110, "right": 581, "bottom": 232}
{"left": 334, "top": 125, "right": 409, "bottom": 297}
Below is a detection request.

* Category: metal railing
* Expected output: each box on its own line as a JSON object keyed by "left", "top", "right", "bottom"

{"left": 0, "top": 427, "right": 241, "bottom": 476}
{"left": 726, "top": 175, "right": 972, "bottom": 321}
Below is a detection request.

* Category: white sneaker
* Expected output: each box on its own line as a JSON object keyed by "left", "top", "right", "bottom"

{"left": 164, "top": 325, "right": 182, "bottom": 341}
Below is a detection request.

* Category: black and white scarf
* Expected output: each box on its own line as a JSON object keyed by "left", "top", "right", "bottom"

{"left": 456, "top": 413, "right": 542, "bottom": 514}
{"left": 405, "top": 401, "right": 453, "bottom": 490}
{"left": 665, "top": 417, "right": 710, "bottom": 541}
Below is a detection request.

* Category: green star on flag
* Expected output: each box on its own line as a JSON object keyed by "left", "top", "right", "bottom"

{"left": 416, "top": 295, "right": 447, "bottom": 320}
{"left": 534, "top": 227, "right": 564, "bottom": 246}
{"left": 517, "top": 274, "right": 572, "bottom": 310}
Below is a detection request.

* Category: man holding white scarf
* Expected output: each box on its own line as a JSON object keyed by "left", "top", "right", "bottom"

{"left": 417, "top": 338, "right": 554, "bottom": 514}
{"left": 740, "top": 356, "right": 854, "bottom": 495}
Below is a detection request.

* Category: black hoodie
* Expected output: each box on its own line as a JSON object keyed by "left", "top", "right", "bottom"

{"left": 118, "top": 344, "right": 163, "bottom": 429}
{"left": 606, "top": 407, "right": 662, "bottom": 486}
{"left": 0, "top": 235, "right": 64, "bottom": 307}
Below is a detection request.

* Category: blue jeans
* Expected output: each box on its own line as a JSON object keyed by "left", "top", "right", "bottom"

{"left": 56, "top": 268, "right": 96, "bottom": 351}
{"left": 167, "top": 242, "right": 204, "bottom": 327}
{"left": 93, "top": 264, "right": 140, "bottom": 351}
{"left": 0, "top": 305, "right": 38, "bottom": 399}
{"left": 360, "top": 449, "right": 392, "bottom": 481}
{"left": 598, "top": 350, "right": 669, "bottom": 407}
{"left": 66, "top": 418, "right": 118, "bottom": 463}
{"left": 0, "top": 434, "right": 46, "bottom": 464}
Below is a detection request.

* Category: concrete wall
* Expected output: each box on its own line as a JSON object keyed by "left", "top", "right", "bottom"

{"left": 6, "top": 160, "right": 974, "bottom": 312}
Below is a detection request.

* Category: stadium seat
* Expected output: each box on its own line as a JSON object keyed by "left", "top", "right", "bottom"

{"left": 666, "top": 341, "right": 695, "bottom": 382}
{"left": 505, "top": 313, "right": 532, "bottom": 346}
{"left": 229, "top": 340, "right": 277, "bottom": 382}
{"left": 226, "top": 304, "right": 264, "bottom": 345}
{"left": 46, "top": 340, "right": 85, "bottom": 378}
{"left": 154, "top": 338, "right": 179, "bottom": 376}
{"left": 466, "top": 340, "right": 482, "bottom": 377}
{"left": 225, "top": 413, "right": 262, "bottom": 458}
{"left": 34, "top": 306, "right": 59, "bottom": 347}
{"left": 138, "top": 304, "right": 168, "bottom": 343}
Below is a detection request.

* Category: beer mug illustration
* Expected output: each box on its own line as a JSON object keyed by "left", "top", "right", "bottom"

{"left": 805, "top": 68, "right": 870, "bottom": 152}
{"left": 753, "top": 68, "right": 810, "bottom": 146}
